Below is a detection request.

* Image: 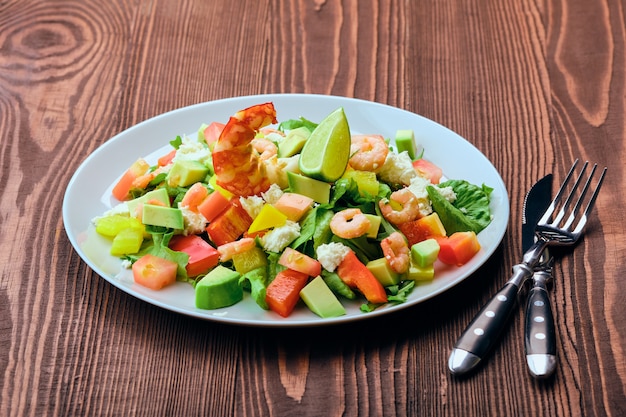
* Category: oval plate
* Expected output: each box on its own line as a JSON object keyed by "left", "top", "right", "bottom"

{"left": 63, "top": 94, "right": 509, "bottom": 327}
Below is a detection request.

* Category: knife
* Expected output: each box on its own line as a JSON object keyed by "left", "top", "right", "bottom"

{"left": 521, "top": 174, "right": 557, "bottom": 378}
{"left": 448, "top": 175, "right": 553, "bottom": 376}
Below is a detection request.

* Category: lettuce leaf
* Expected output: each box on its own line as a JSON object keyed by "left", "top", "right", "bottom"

{"left": 278, "top": 117, "right": 318, "bottom": 132}
{"left": 239, "top": 267, "right": 269, "bottom": 310}
{"left": 427, "top": 180, "right": 492, "bottom": 234}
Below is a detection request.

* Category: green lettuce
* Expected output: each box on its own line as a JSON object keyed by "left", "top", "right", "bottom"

{"left": 427, "top": 180, "right": 493, "bottom": 234}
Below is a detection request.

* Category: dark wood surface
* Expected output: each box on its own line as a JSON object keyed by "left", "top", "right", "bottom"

{"left": 1, "top": 0, "right": 624, "bottom": 415}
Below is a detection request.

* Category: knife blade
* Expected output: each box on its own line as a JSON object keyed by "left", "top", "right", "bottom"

{"left": 448, "top": 175, "right": 553, "bottom": 376}
{"left": 522, "top": 176, "right": 557, "bottom": 378}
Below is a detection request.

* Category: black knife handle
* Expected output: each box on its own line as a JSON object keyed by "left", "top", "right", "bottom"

{"left": 524, "top": 274, "right": 556, "bottom": 378}
{"left": 453, "top": 282, "right": 520, "bottom": 360}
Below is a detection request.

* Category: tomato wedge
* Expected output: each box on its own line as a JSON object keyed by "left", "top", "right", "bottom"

{"left": 412, "top": 159, "right": 443, "bottom": 184}
{"left": 112, "top": 158, "right": 150, "bottom": 201}
{"left": 202, "top": 121, "right": 226, "bottom": 148}
{"left": 278, "top": 247, "right": 321, "bottom": 277}
{"left": 157, "top": 149, "right": 177, "bottom": 166}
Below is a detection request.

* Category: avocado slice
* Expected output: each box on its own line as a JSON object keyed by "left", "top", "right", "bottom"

{"left": 278, "top": 126, "right": 310, "bottom": 158}
{"left": 195, "top": 265, "right": 243, "bottom": 310}
{"left": 287, "top": 171, "right": 331, "bottom": 204}
{"left": 300, "top": 276, "right": 346, "bottom": 318}
{"left": 127, "top": 188, "right": 171, "bottom": 217}
{"left": 167, "top": 160, "right": 210, "bottom": 187}
{"left": 142, "top": 205, "right": 184, "bottom": 229}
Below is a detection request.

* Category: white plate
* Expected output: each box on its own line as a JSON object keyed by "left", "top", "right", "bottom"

{"left": 63, "top": 94, "right": 509, "bottom": 327}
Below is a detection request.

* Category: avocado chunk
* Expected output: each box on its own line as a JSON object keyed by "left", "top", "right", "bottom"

{"left": 278, "top": 126, "right": 311, "bottom": 158}
{"left": 395, "top": 129, "right": 418, "bottom": 159}
{"left": 287, "top": 171, "right": 331, "bottom": 204}
{"left": 127, "top": 188, "right": 171, "bottom": 217}
{"left": 167, "top": 160, "right": 210, "bottom": 187}
{"left": 410, "top": 238, "right": 440, "bottom": 267}
{"left": 142, "top": 204, "right": 184, "bottom": 229}
{"left": 406, "top": 264, "right": 435, "bottom": 282}
{"left": 299, "top": 276, "right": 346, "bottom": 318}
{"left": 195, "top": 265, "right": 243, "bottom": 309}
{"left": 366, "top": 258, "right": 401, "bottom": 286}
{"left": 363, "top": 214, "right": 381, "bottom": 238}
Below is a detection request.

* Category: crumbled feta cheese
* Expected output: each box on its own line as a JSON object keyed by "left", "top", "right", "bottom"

{"left": 316, "top": 242, "right": 350, "bottom": 272}
{"left": 261, "top": 220, "right": 301, "bottom": 253}
{"left": 378, "top": 151, "right": 416, "bottom": 186}
{"left": 262, "top": 183, "right": 284, "bottom": 204}
{"left": 120, "top": 259, "right": 132, "bottom": 269}
{"left": 179, "top": 206, "right": 208, "bottom": 236}
{"left": 436, "top": 185, "right": 457, "bottom": 203}
{"left": 406, "top": 176, "right": 457, "bottom": 218}
{"left": 173, "top": 135, "right": 212, "bottom": 166}
{"left": 239, "top": 195, "right": 265, "bottom": 219}
{"left": 407, "top": 175, "right": 434, "bottom": 217}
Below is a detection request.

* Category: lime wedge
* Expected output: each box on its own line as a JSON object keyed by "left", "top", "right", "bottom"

{"left": 298, "top": 107, "right": 351, "bottom": 182}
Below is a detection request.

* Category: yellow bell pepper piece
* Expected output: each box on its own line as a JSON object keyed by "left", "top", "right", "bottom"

{"left": 248, "top": 204, "right": 288, "bottom": 234}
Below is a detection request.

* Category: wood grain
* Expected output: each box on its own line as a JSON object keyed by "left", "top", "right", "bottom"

{"left": 1, "top": 0, "right": 624, "bottom": 416}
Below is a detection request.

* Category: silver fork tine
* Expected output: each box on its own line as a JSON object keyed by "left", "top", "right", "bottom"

{"left": 552, "top": 161, "right": 588, "bottom": 226}
{"left": 562, "top": 163, "right": 596, "bottom": 230}
{"left": 572, "top": 166, "right": 607, "bottom": 235}
{"left": 537, "top": 159, "right": 579, "bottom": 225}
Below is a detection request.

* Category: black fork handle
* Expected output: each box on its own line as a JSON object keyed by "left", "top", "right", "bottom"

{"left": 448, "top": 264, "right": 532, "bottom": 375}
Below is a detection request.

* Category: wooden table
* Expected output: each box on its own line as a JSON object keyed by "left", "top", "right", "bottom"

{"left": 1, "top": 0, "right": 624, "bottom": 415}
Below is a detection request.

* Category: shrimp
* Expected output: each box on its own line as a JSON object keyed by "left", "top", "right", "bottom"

{"left": 381, "top": 231, "right": 410, "bottom": 274}
{"left": 212, "top": 103, "right": 278, "bottom": 197}
{"left": 378, "top": 187, "right": 420, "bottom": 225}
{"left": 217, "top": 237, "right": 256, "bottom": 262}
{"left": 349, "top": 134, "right": 389, "bottom": 172}
{"left": 330, "top": 208, "right": 371, "bottom": 239}
{"left": 251, "top": 137, "right": 278, "bottom": 160}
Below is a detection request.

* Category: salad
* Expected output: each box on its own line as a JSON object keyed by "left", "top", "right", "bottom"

{"left": 92, "top": 102, "right": 493, "bottom": 319}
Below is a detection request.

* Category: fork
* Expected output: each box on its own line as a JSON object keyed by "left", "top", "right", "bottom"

{"left": 448, "top": 159, "right": 607, "bottom": 376}
{"left": 522, "top": 160, "right": 607, "bottom": 266}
